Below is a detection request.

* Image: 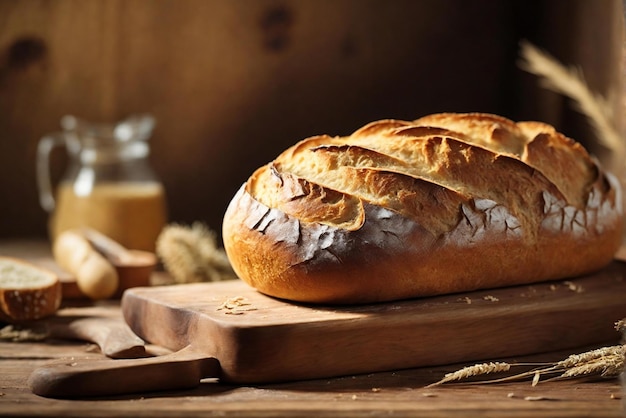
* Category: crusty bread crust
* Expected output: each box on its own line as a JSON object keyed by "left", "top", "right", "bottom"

{"left": 0, "top": 257, "right": 62, "bottom": 321}
{"left": 222, "top": 113, "right": 624, "bottom": 304}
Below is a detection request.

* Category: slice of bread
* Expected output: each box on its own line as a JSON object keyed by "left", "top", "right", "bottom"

{"left": 0, "top": 257, "right": 62, "bottom": 322}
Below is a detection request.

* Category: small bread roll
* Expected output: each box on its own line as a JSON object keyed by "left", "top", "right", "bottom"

{"left": 0, "top": 257, "right": 62, "bottom": 322}
{"left": 53, "top": 230, "right": 119, "bottom": 300}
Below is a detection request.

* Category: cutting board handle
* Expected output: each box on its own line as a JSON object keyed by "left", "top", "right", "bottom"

{"left": 28, "top": 346, "right": 220, "bottom": 398}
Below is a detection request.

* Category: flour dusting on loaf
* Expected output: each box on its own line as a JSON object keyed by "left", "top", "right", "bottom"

{"left": 223, "top": 113, "right": 623, "bottom": 304}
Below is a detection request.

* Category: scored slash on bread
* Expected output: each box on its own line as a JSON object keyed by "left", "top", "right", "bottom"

{"left": 0, "top": 257, "right": 62, "bottom": 322}
{"left": 223, "top": 113, "right": 623, "bottom": 304}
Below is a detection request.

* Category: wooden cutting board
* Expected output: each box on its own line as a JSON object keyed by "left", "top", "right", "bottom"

{"left": 29, "top": 260, "right": 626, "bottom": 398}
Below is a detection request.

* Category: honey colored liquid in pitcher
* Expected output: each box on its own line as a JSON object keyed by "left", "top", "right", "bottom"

{"left": 50, "top": 182, "right": 167, "bottom": 252}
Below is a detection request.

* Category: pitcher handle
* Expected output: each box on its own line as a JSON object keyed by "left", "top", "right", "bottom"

{"left": 36, "top": 132, "right": 67, "bottom": 212}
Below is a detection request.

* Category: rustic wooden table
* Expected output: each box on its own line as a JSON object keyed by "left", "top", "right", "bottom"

{"left": 1, "top": 240, "right": 625, "bottom": 417}
{"left": 2, "top": 337, "right": 624, "bottom": 418}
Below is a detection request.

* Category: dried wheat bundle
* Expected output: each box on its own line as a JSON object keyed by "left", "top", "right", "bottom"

{"left": 156, "top": 222, "right": 237, "bottom": 283}
{"left": 427, "top": 320, "right": 626, "bottom": 387}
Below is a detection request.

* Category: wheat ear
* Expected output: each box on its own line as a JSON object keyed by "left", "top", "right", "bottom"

{"left": 428, "top": 345, "right": 626, "bottom": 387}
{"left": 156, "top": 222, "right": 236, "bottom": 283}
{"left": 425, "top": 362, "right": 512, "bottom": 387}
{"left": 518, "top": 40, "right": 624, "bottom": 165}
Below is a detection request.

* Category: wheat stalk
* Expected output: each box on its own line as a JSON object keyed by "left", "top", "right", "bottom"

{"left": 518, "top": 40, "right": 625, "bottom": 170}
{"left": 156, "top": 222, "right": 237, "bottom": 283}
{"left": 555, "top": 345, "right": 625, "bottom": 369}
{"left": 426, "top": 362, "right": 511, "bottom": 387}
{"left": 427, "top": 344, "right": 625, "bottom": 387}
{"left": 559, "top": 354, "right": 624, "bottom": 379}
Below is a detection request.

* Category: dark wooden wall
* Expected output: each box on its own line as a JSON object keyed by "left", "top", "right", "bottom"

{"left": 0, "top": 0, "right": 622, "bottom": 241}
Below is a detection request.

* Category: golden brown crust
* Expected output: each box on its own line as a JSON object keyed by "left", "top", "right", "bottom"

{"left": 0, "top": 257, "right": 62, "bottom": 322}
{"left": 222, "top": 113, "right": 624, "bottom": 304}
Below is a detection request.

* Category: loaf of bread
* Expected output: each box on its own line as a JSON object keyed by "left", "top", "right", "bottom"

{"left": 0, "top": 257, "right": 62, "bottom": 321}
{"left": 222, "top": 113, "right": 624, "bottom": 304}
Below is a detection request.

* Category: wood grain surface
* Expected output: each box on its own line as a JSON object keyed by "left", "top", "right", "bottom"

{"left": 2, "top": 332, "right": 624, "bottom": 417}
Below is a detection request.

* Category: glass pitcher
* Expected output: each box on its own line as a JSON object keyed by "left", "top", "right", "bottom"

{"left": 37, "top": 114, "right": 167, "bottom": 252}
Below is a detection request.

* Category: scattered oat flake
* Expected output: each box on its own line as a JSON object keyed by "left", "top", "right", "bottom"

{"left": 563, "top": 280, "right": 584, "bottom": 293}
{"left": 351, "top": 395, "right": 358, "bottom": 400}
{"left": 524, "top": 396, "right": 555, "bottom": 401}
{"left": 549, "top": 284, "right": 557, "bottom": 291}
{"left": 217, "top": 296, "right": 257, "bottom": 314}
{"left": 421, "top": 392, "right": 437, "bottom": 397}
{"left": 458, "top": 297, "right": 472, "bottom": 304}
{"left": 371, "top": 388, "right": 381, "bottom": 392}
{"left": 531, "top": 371, "right": 541, "bottom": 387}
{"left": 0, "top": 325, "right": 48, "bottom": 342}
{"left": 483, "top": 295, "right": 499, "bottom": 302}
